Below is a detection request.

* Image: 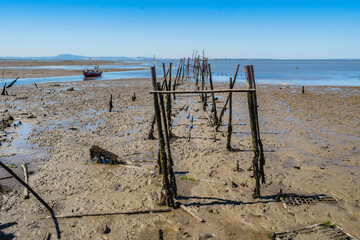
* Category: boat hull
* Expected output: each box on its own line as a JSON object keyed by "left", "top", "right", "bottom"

{"left": 83, "top": 72, "right": 102, "bottom": 77}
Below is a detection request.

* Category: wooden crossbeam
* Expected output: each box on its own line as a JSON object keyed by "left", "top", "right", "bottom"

{"left": 150, "top": 89, "right": 255, "bottom": 94}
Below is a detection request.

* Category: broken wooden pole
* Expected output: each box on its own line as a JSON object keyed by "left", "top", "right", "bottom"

{"left": 21, "top": 163, "right": 30, "bottom": 199}
{"left": 0, "top": 161, "right": 53, "bottom": 213}
{"left": 6, "top": 77, "right": 19, "bottom": 89}
{"left": 150, "top": 67, "right": 175, "bottom": 207}
{"left": 109, "top": 94, "right": 113, "bottom": 112}
{"left": 180, "top": 205, "right": 205, "bottom": 223}
{"left": 159, "top": 229, "right": 164, "bottom": 240}
{"left": 44, "top": 208, "right": 171, "bottom": 219}
{"left": 215, "top": 64, "right": 240, "bottom": 131}
{"left": 188, "top": 116, "right": 193, "bottom": 142}
{"left": 1, "top": 83, "right": 8, "bottom": 95}
{"left": 245, "top": 65, "right": 261, "bottom": 198}
{"left": 226, "top": 77, "right": 233, "bottom": 151}
{"left": 208, "top": 64, "right": 218, "bottom": 125}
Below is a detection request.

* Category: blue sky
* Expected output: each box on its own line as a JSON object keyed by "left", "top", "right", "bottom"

{"left": 1, "top": 1, "right": 360, "bottom": 59}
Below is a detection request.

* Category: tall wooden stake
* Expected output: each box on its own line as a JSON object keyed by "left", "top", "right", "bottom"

{"left": 226, "top": 77, "right": 233, "bottom": 151}
{"left": 208, "top": 64, "right": 218, "bottom": 125}
{"left": 248, "top": 66, "right": 266, "bottom": 184}
{"left": 215, "top": 64, "right": 240, "bottom": 131}
{"left": 150, "top": 67, "right": 174, "bottom": 207}
{"left": 166, "top": 63, "right": 173, "bottom": 137}
{"left": 158, "top": 90, "right": 177, "bottom": 197}
{"left": 244, "top": 65, "right": 263, "bottom": 198}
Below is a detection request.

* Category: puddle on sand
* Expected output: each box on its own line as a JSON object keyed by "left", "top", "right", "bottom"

{"left": 0, "top": 122, "right": 49, "bottom": 192}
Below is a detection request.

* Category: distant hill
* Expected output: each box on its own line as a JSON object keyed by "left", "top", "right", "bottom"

{"left": 0, "top": 54, "right": 155, "bottom": 61}
{"left": 52, "top": 54, "right": 88, "bottom": 60}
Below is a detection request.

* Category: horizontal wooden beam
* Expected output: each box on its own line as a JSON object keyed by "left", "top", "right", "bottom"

{"left": 150, "top": 89, "right": 255, "bottom": 94}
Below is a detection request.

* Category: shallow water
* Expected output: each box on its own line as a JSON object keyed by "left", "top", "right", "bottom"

{"left": 0, "top": 122, "right": 49, "bottom": 191}
{"left": 2, "top": 64, "right": 147, "bottom": 70}
{"left": 1, "top": 59, "right": 360, "bottom": 86}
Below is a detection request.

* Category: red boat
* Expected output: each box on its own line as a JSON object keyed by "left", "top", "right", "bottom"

{"left": 83, "top": 65, "right": 102, "bottom": 77}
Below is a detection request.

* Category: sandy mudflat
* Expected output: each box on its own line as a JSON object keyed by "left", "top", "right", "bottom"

{"left": 0, "top": 60, "right": 146, "bottom": 79}
{"left": 0, "top": 69, "right": 359, "bottom": 239}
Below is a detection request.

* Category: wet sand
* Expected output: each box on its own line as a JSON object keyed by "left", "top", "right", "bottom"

{"left": 0, "top": 69, "right": 359, "bottom": 239}
{"left": 0, "top": 60, "right": 145, "bottom": 79}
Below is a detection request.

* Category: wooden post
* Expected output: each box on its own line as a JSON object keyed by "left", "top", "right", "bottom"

{"left": 109, "top": 94, "right": 113, "bottom": 112}
{"left": 248, "top": 66, "right": 266, "bottom": 184}
{"left": 148, "top": 114, "right": 156, "bottom": 140}
{"left": 302, "top": 86, "right": 305, "bottom": 94}
{"left": 245, "top": 65, "right": 261, "bottom": 198}
{"left": 21, "top": 163, "right": 30, "bottom": 199}
{"left": 150, "top": 67, "right": 174, "bottom": 207}
{"left": 158, "top": 89, "right": 177, "bottom": 197}
{"left": 201, "top": 66, "right": 205, "bottom": 102}
{"left": 166, "top": 63, "right": 173, "bottom": 137}
{"left": 0, "top": 161, "right": 53, "bottom": 213}
{"left": 208, "top": 64, "right": 218, "bottom": 125}
{"left": 215, "top": 64, "right": 240, "bottom": 131}
{"left": 226, "top": 77, "right": 233, "bottom": 151}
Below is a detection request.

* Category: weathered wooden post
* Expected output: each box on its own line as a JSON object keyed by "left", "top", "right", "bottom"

{"left": 158, "top": 86, "right": 177, "bottom": 197}
{"left": 166, "top": 63, "right": 173, "bottom": 137}
{"left": 208, "top": 64, "right": 218, "bottom": 125}
{"left": 21, "top": 162, "right": 30, "bottom": 199}
{"left": 248, "top": 66, "right": 266, "bottom": 184}
{"left": 302, "top": 86, "right": 305, "bottom": 94}
{"left": 109, "top": 94, "right": 113, "bottom": 112}
{"left": 226, "top": 77, "right": 233, "bottom": 151}
{"left": 150, "top": 67, "right": 175, "bottom": 207}
{"left": 244, "top": 65, "right": 266, "bottom": 198}
{"left": 148, "top": 114, "right": 156, "bottom": 140}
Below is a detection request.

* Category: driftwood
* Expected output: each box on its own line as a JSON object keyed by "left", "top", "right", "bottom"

{"left": 180, "top": 205, "right": 205, "bottom": 222}
{"left": 0, "top": 175, "right": 13, "bottom": 180}
{"left": 0, "top": 153, "right": 16, "bottom": 158}
{"left": 21, "top": 163, "right": 30, "bottom": 199}
{"left": 44, "top": 208, "right": 171, "bottom": 219}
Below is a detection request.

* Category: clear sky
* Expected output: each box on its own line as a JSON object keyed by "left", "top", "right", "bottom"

{"left": 1, "top": 0, "right": 360, "bottom": 59}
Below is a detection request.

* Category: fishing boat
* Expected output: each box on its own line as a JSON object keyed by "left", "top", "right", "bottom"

{"left": 83, "top": 65, "right": 102, "bottom": 77}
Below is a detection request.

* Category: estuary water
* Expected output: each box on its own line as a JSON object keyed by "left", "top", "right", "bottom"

{"left": 1, "top": 59, "right": 359, "bottom": 86}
